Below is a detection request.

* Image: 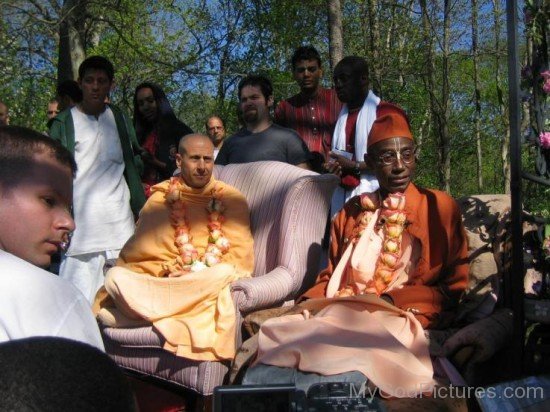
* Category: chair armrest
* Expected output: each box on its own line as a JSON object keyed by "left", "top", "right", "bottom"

{"left": 231, "top": 266, "right": 295, "bottom": 313}
{"left": 443, "top": 308, "right": 513, "bottom": 366}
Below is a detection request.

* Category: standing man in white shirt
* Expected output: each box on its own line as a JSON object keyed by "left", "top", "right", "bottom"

{"left": 49, "top": 56, "right": 146, "bottom": 303}
{"left": 0, "top": 125, "right": 104, "bottom": 350}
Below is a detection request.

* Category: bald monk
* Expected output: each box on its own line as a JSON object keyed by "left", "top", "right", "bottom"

{"left": 243, "top": 107, "right": 469, "bottom": 397}
{"left": 96, "top": 134, "right": 254, "bottom": 361}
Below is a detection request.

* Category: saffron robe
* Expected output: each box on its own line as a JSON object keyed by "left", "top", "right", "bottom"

{"left": 96, "top": 177, "right": 254, "bottom": 361}
{"left": 253, "top": 184, "right": 469, "bottom": 396}
{"left": 303, "top": 183, "right": 469, "bottom": 329}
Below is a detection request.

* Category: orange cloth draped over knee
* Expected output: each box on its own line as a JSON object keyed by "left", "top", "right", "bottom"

{"left": 254, "top": 295, "right": 436, "bottom": 398}
{"left": 95, "top": 177, "right": 254, "bottom": 361}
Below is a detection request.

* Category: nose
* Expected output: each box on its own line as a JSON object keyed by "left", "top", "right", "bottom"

{"left": 197, "top": 158, "right": 206, "bottom": 171}
{"left": 392, "top": 153, "right": 406, "bottom": 171}
{"left": 57, "top": 209, "right": 76, "bottom": 234}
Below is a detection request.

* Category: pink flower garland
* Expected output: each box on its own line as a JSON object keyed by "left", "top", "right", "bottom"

{"left": 165, "top": 177, "right": 230, "bottom": 273}
{"left": 336, "top": 192, "right": 408, "bottom": 297}
{"left": 540, "top": 131, "right": 550, "bottom": 149}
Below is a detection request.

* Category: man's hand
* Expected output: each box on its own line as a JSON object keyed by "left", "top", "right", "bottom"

{"left": 323, "top": 159, "right": 342, "bottom": 176}
{"left": 324, "top": 151, "right": 358, "bottom": 176}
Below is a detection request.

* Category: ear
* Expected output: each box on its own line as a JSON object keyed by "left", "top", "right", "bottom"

{"left": 175, "top": 153, "right": 183, "bottom": 170}
{"left": 267, "top": 95, "right": 274, "bottom": 108}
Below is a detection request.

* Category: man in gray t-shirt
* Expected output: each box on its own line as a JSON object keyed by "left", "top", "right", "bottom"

{"left": 215, "top": 75, "right": 311, "bottom": 168}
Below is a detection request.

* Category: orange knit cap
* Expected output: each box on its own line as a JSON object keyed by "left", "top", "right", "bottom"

{"left": 367, "top": 104, "right": 413, "bottom": 148}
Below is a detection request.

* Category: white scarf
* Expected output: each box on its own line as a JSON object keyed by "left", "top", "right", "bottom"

{"left": 332, "top": 90, "right": 380, "bottom": 161}
{"left": 331, "top": 91, "right": 381, "bottom": 215}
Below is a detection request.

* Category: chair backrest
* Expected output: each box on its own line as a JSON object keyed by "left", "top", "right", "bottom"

{"left": 214, "top": 162, "right": 338, "bottom": 291}
{"left": 455, "top": 194, "right": 511, "bottom": 322}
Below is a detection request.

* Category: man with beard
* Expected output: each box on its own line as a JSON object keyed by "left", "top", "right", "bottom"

{"left": 215, "top": 75, "right": 311, "bottom": 169}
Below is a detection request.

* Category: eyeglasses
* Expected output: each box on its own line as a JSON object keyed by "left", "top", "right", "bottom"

{"left": 295, "top": 66, "right": 319, "bottom": 74}
{"left": 375, "top": 148, "right": 417, "bottom": 165}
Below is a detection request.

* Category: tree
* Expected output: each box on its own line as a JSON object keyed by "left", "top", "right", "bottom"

{"left": 471, "top": 0, "right": 483, "bottom": 191}
{"left": 57, "top": 0, "right": 89, "bottom": 82}
{"left": 327, "top": 0, "right": 344, "bottom": 71}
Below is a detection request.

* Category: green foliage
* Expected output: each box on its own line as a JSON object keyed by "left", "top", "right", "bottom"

{"left": 0, "top": 0, "right": 542, "bottom": 207}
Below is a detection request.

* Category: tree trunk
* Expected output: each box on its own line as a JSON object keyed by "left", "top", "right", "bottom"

{"left": 471, "top": 0, "right": 483, "bottom": 191}
{"left": 57, "top": 0, "right": 88, "bottom": 83}
{"left": 367, "top": 0, "right": 381, "bottom": 92}
{"left": 492, "top": 0, "right": 510, "bottom": 193}
{"left": 440, "top": 0, "right": 451, "bottom": 193}
{"left": 327, "top": 0, "right": 344, "bottom": 71}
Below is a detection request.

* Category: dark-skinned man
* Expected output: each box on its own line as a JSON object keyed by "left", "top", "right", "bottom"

{"left": 326, "top": 56, "right": 400, "bottom": 214}
{"left": 244, "top": 107, "right": 469, "bottom": 399}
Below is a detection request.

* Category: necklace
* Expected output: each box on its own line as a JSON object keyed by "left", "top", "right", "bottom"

{"left": 165, "top": 177, "right": 230, "bottom": 273}
{"left": 336, "top": 191, "right": 408, "bottom": 297}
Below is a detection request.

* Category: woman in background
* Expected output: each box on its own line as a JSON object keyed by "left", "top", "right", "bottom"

{"left": 133, "top": 82, "right": 193, "bottom": 196}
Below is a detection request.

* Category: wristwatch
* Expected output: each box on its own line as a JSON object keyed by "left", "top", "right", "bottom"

{"left": 354, "top": 161, "right": 361, "bottom": 175}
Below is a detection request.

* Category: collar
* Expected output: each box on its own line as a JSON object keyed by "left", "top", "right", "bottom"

{"left": 151, "top": 176, "right": 218, "bottom": 197}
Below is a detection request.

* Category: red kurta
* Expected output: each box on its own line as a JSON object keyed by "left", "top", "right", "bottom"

{"left": 301, "top": 183, "right": 469, "bottom": 329}
{"left": 274, "top": 88, "right": 342, "bottom": 159}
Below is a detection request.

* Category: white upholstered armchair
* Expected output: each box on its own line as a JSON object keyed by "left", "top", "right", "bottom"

{"left": 99, "top": 161, "right": 339, "bottom": 396}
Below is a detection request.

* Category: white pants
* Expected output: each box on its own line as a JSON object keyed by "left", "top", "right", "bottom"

{"left": 59, "top": 250, "right": 120, "bottom": 304}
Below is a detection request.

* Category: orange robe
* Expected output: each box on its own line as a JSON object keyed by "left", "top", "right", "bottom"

{"left": 96, "top": 177, "right": 254, "bottom": 361}
{"left": 253, "top": 184, "right": 469, "bottom": 396}
{"left": 302, "top": 183, "right": 469, "bottom": 329}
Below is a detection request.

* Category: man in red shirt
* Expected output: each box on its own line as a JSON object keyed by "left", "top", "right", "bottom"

{"left": 274, "top": 46, "right": 342, "bottom": 171}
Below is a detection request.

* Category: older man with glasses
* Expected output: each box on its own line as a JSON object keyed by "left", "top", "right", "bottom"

{"left": 244, "top": 106, "right": 469, "bottom": 398}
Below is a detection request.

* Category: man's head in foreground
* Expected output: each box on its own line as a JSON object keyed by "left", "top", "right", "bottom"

{"left": 176, "top": 134, "right": 214, "bottom": 189}
{"left": 365, "top": 108, "right": 416, "bottom": 196}
{"left": 0, "top": 337, "right": 137, "bottom": 411}
{"left": 291, "top": 46, "right": 323, "bottom": 95}
{"left": 0, "top": 126, "right": 76, "bottom": 268}
{"left": 0, "top": 101, "right": 9, "bottom": 126}
{"left": 205, "top": 115, "right": 226, "bottom": 147}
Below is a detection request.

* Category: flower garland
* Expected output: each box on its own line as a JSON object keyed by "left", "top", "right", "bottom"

{"left": 335, "top": 192, "right": 408, "bottom": 297}
{"left": 165, "top": 177, "right": 230, "bottom": 274}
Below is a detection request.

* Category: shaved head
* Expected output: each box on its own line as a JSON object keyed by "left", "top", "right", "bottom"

{"left": 178, "top": 133, "right": 214, "bottom": 155}
{"left": 176, "top": 134, "right": 215, "bottom": 189}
